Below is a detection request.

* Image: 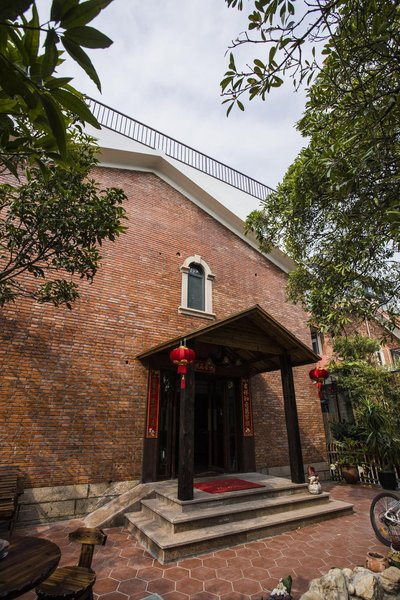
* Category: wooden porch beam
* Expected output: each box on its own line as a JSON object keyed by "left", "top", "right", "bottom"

{"left": 280, "top": 350, "right": 305, "bottom": 484}
{"left": 177, "top": 363, "right": 195, "bottom": 501}
{"left": 200, "top": 331, "right": 280, "bottom": 354}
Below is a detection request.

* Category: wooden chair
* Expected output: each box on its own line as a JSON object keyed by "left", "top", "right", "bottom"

{"left": 36, "top": 527, "right": 107, "bottom": 600}
{"left": 0, "top": 466, "right": 23, "bottom": 538}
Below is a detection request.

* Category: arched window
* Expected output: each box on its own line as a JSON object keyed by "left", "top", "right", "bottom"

{"left": 188, "top": 263, "right": 205, "bottom": 311}
{"left": 179, "top": 255, "right": 215, "bottom": 320}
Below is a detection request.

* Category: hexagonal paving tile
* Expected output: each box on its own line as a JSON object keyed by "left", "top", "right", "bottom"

{"left": 176, "top": 577, "right": 204, "bottom": 595}
{"left": 137, "top": 566, "right": 165, "bottom": 581}
{"left": 204, "top": 578, "right": 233, "bottom": 596}
{"left": 232, "top": 577, "right": 262, "bottom": 595}
{"left": 110, "top": 566, "right": 139, "bottom": 581}
{"left": 164, "top": 567, "right": 190, "bottom": 581}
{"left": 146, "top": 577, "right": 176, "bottom": 595}
{"left": 190, "top": 566, "right": 217, "bottom": 581}
{"left": 117, "top": 577, "right": 147, "bottom": 595}
{"left": 16, "top": 482, "right": 388, "bottom": 600}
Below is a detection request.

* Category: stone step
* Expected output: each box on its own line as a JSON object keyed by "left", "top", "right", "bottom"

{"left": 141, "top": 491, "right": 331, "bottom": 533}
{"left": 125, "top": 498, "right": 353, "bottom": 563}
{"left": 153, "top": 479, "right": 310, "bottom": 513}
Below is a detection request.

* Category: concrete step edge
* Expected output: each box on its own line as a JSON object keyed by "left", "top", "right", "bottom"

{"left": 141, "top": 491, "right": 331, "bottom": 524}
{"left": 126, "top": 499, "right": 353, "bottom": 550}
{"left": 153, "top": 482, "right": 309, "bottom": 507}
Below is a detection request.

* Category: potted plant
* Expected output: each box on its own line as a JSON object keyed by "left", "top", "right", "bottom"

{"left": 375, "top": 435, "right": 399, "bottom": 490}
{"left": 336, "top": 437, "right": 362, "bottom": 484}
{"left": 358, "top": 399, "right": 399, "bottom": 490}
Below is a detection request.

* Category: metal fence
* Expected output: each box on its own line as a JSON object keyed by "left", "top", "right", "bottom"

{"left": 85, "top": 97, "right": 274, "bottom": 201}
{"left": 327, "top": 441, "right": 400, "bottom": 485}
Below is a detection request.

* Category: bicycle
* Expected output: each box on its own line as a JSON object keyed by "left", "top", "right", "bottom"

{"left": 370, "top": 490, "right": 400, "bottom": 547}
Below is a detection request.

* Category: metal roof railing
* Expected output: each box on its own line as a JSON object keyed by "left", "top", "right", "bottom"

{"left": 86, "top": 97, "right": 274, "bottom": 201}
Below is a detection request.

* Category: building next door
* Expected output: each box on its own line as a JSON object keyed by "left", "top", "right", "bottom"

{"left": 155, "top": 372, "right": 241, "bottom": 480}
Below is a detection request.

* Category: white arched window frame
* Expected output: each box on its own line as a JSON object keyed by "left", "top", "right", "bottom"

{"left": 179, "top": 255, "right": 216, "bottom": 320}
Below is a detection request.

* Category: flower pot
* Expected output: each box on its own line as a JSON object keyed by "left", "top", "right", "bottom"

{"left": 378, "top": 471, "right": 398, "bottom": 490}
{"left": 366, "top": 551, "right": 389, "bottom": 572}
{"left": 341, "top": 465, "right": 359, "bottom": 484}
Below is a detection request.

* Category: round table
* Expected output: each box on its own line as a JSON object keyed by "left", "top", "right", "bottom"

{"left": 0, "top": 536, "right": 61, "bottom": 599}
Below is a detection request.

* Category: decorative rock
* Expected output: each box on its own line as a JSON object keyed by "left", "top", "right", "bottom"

{"left": 352, "top": 570, "right": 382, "bottom": 600}
{"left": 309, "top": 568, "right": 349, "bottom": 600}
{"left": 300, "top": 566, "right": 400, "bottom": 600}
{"left": 379, "top": 566, "right": 400, "bottom": 595}
{"left": 343, "top": 569, "right": 354, "bottom": 578}
{"left": 300, "top": 592, "right": 324, "bottom": 600}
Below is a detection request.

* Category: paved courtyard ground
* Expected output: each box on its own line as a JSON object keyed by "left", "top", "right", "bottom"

{"left": 18, "top": 481, "right": 388, "bottom": 600}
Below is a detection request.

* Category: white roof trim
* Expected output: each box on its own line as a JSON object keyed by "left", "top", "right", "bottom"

{"left": 97, "top": 145, "right": 295, "bottom": 274}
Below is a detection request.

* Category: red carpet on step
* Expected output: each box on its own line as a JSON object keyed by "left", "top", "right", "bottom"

{"left": 194, "top": 478, "right": 265, "bottom": 494}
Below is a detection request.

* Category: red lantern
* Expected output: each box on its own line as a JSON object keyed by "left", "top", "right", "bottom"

{"left": 170, "top": 345, "right": 196, "bottom": 389}
{"left": 309, "top": 367, "right": 329, "bottom": 397}
{"left": 309, "top": 369, "right": 329, "bottom": 398}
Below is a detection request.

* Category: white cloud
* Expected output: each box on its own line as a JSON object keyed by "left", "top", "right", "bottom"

{"left": 37, "top": 0, "right": 308, "bottom": 189}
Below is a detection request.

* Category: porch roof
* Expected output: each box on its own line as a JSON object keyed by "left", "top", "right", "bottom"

{"left": 136, "top": 304, "right": 320, "bottom": 373}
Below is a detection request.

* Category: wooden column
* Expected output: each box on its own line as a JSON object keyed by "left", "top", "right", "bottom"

{"left": 280, "top": 350, "right": 305, "bottom": 484}
{"left": 178, "top": 363, "right": 195, "bottom": 500}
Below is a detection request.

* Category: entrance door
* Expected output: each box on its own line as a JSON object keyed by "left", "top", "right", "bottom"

{"left": 194, "top": 377, "right": 240, "bottom": 476}
{"left": 156, "top": 373, "right": 241, "bottom": 479}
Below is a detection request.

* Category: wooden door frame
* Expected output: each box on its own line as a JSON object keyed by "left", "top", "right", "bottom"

{"left": 142, "top": 369, "right": 257, "bottom": 483}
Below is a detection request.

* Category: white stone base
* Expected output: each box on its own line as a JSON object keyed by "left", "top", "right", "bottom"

{"left": 17, "top": 480, "right": 139, "bottom": 525}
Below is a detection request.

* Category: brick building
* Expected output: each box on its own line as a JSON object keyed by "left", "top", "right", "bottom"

{"left": 311, "top": 320, "right": 400, "bottom": 443}
{"left": 0, "top": 102, "right": 336, "bottom": 522}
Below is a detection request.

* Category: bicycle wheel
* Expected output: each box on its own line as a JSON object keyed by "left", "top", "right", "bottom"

{"left": 370, "top": 492, "right": 400, "bottom": 546}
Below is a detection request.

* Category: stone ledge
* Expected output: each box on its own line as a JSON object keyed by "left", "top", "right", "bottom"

{"left": 17, "top": 479, "right": 140, "bottom": 525}
{"left": 21, "top": 480, "right": 138, "bottom": 504}
{"left": 21, "top": 484, "right": 89, "bottom": 504}
{"left": 19, "top": 500, "right": 76, "bottom": 522}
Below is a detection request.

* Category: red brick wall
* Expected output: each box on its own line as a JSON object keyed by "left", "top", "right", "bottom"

{"left": 0, "top": 167, "right": 326, "bottom": 488}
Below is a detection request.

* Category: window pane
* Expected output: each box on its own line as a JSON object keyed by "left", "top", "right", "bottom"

{"left": 310, "top": 329, "right": 321, "bottom": 354}
{"left": 188, "top": 263, "right": 204, "bottom": 310}
{"left": 391, "top": 348, "right": 400, "bottom": 367}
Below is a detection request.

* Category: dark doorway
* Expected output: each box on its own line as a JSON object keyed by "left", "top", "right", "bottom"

{"left": 194, "top": 377, "right": 240, "bottom": 475}
{"left": 156, "top": 373, "right": 240, "bottom": 479}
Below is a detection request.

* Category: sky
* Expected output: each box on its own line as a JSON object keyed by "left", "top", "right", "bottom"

{"left": 40, "top": 0, "right": 309, "bottom": 207}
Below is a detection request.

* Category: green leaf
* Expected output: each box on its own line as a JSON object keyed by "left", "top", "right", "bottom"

{"left": 51, "top": 88, "right": 100, "bottom": 128}
{"left": 64, "top": 26, "right": 113, "bottom": 49}
{"left": 51, "top": 0, "right": 77, "bottom": 22}
{"left": 0, "top": 0, "right": 33, "bottom": 21}
{"left": 280, "top": 38, "right": 292, "bottom": 49}
{"left": 41, "top": 30, "right": 59, "bottom": 78}
{"left": 6, "top": 26, "right": 30, "bottom": 67}
{"left": 0, "top": 98, "right": 18, "bottom": 112}
{"left": 61, "top": 0, "right": 114, "bottom": 29}
{"left": 0, "top": 54, "right": 33, "bottom": 99}
{"left": 220, "top": 76, "right": 232, "bottom": 91}
{"left": 61, "top": 36, "right": 101, "bottom": 91}
{"left": 24, "top": 3, "right": 40, "bottom": 62}
{"left": 226, "top": 101, "right": 235, "bottom": 117}
{"left": 44, "top": 77, "right": 73, "bottom": 90}
{"left": 40, "top": 93, "right": 67, "bottom": 156}
{"left": 268, "top": 45, "right": 277, "bottom": 65}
